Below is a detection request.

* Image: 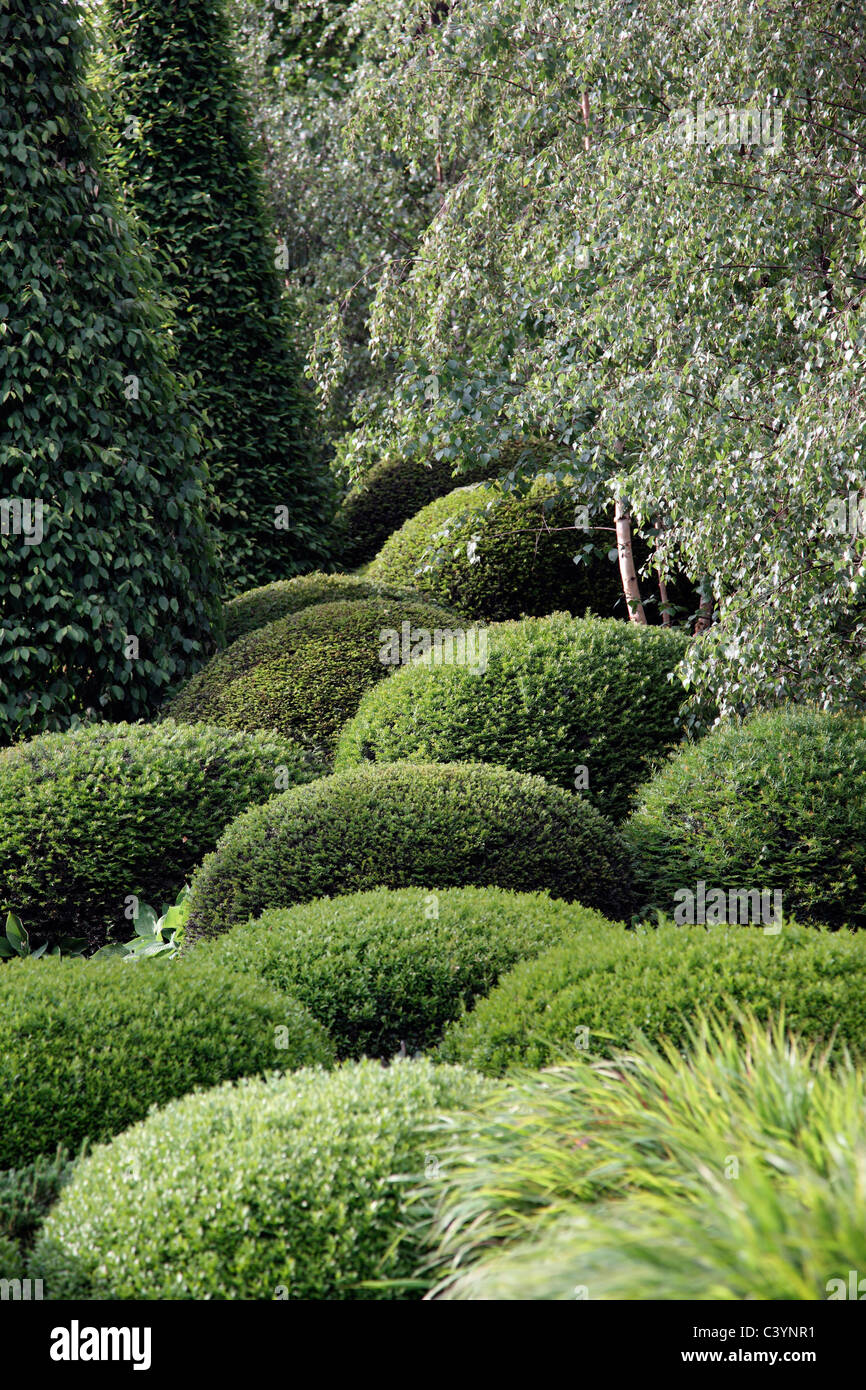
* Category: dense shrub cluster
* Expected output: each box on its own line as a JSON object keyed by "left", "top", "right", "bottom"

{"left": 337, "top": 615, "right": 692, "bottom": 820}
{"left": 0, "top": 720, "right": 320, "bottom": 948}
{"left": 0, "top": 0, "right": 222, "bottom": 742}
{"left": 0, "top": 955, "right": 332, "bottom": 1169}
{"left": 422, "top": 1016, "right": 866, "bottom": 1300}
{"left": 0, "top": 1149, "right": 76, "bottom": 1281}
{"left": 439, "top": 920, "right": 866, "bottom": 1075}
{"left": 34, "top": 1060, "right": 490, "bottom": 1300}
{"left": 335, "top": 451, "right": 493, "bottom": 569}
{"left": 196, "top": 887, "right": 618, "bottom": 1060}
{"left": 223, "top": 572, "right": 419, "bottom": 645}
{"left": 165, "top": 597, "right": 463, "bottom": 753}
{"left": 185, "top": 761, "right": 632, "bottom": 942}
{"left": 625, "top": 706, "right": 866, "bottom": 929}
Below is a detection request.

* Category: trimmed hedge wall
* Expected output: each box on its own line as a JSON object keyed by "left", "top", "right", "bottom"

{"left": 34, "top": 1060, "right": 491, "bottom": 1300}
{"left": 625, "top": 705, "right": 866, "bottom": 929}
{"left": 0, "top": 720, "right": 320, "bottom": 948}
{"left": 164, "top": 596, "right": 462, "bottom": 753}
{"left": 195, "top": 887, "right": 620, "bottom": 1059}
{"left": 336, "top": 615, "right": 692, "bottom": 821}
{"left": 185, "top": 761, "right": 633, "bottom": 943}
{"left": 439, "top": 919, "right": 866, "bottom": 1075}
{"left": 0, "top": 955, "right": 333, "bottom": 1168}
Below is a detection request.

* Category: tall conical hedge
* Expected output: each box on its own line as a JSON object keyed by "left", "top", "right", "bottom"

{"left": 103, "top": 0, "right": 333, "bottom": 594}
{"left": 0, "top": 0, "right": 222, "bottom": 743}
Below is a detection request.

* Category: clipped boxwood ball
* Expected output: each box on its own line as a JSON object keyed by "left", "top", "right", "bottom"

{"left": 164, "top": 596, "right": 463, "bottom": 754}
{"left": 335, "top": 451, "right": 493, "bottom": 569}
{"left": 195, "top": 887, "right": 620, "bottom": 1060}
{"left": 0, "top": 720, "right": 320, "bottom": 948}
{"left": 367, "top": 475, "right": 690, "bottom": 623}
{"left": 0, "top": 955, "right": 333, "bottom": 1169}
{"left": 185, "top": 761, "right": 633, "bottom": 943}
{"left": 624, "top": 706, "right": 866, "bottom": 929}
{"left": 438, "top": 920, "right": 866, "bottom": 1076}
{"left": 223, "top": 572, "right": 420, "bottom": 645}
{"left": 34, "top": 1059, "right": 491, "bottom": 1300}
{"left": 337, "top": 615, "right": 692, "bottom": 821}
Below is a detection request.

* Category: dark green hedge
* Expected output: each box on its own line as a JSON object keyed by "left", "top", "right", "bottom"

{"left": 223, "top": 572, "right": 420, "bottom": 645}
{"left": 439, "top": 919, "right": 866, "bottom": 1075}
{"left": 624, "top": 706, "right": 866, "bottom": 929}
{"left": 104, "top": 0, "right": 333, "bottom": 592}
{"left": 335, "top": 451, "right": 493, "bottom": 570}
{"left": 0, "top": 1149, "right": 76, "bottom": 1282}
{"left": 0, "top": 0, "right": 222, "bottom": 742}
{"left": 0, "top": 720, "right": 320, "bottom": 948}
{"left": 195, "top": 887, "right": 619, "bottom": 1059}
{"left": 336, "top": 615, "right": 692, "bottom": 821}
{"left": 33, "top": 1060, "right": 490, "bottom": 1300}
{"left": 164, "top": 596, "right": 463, "bottom": 753}
{"left": 0, "top": 955, "right": 333, "bottom": 1169}
{"left": 185, "top": 761, "right": 633, "bottom": 943}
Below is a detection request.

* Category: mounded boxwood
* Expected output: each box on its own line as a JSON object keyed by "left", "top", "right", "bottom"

{"left": 439, "top": 919, "right": 866, "bottom": 1076}
{"left": 0, "top": 720, "right": 320, "bottom": 949}
{"left": 165, "top": 596, "right": 463, "bottom": 753}
{"left": 0, "top": 955, "right": 333, "bottom": 1169}
{"left": 337, "top": 615, "right": 692, "bottom": 821}
{"left": 223, "top": 572, "right": 420, "bottom": 645}
{"left": 34, "top": 1059, "right": 491, "bottom": 1300}
{"left": 195, "top": 887, "right": 620, "bottom": 1060}
{"left": 624, "top": 705, "right": 866, "bottom": 929}
{"left": 368, "top": 477, "right": 626, "bottom": 621}
{"left": 185, "top": 761, "right": 633, "bottom": 943}
{"left": 335, "top": 451, "right": 493, "bottom": 569}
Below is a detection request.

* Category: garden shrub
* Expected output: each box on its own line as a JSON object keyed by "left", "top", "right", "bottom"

{"left": 185, "top": 761, "right": 632, "bottom": 943}
{"left": 34, "top": 1059, "right": 490, "bottom": 1300}
{"left": 0, "top": 955, "right": 332, "bottom": 1170}
{"left": 367, "top": 475, "right": 690, "bottom": 623}
{"left": 0, "top": 0, "right": 222, "bottom": 743}
{"left": 104, "top": 0, "right": 333, "bottom": 593}
{"left": 422, "top": 1015, "right": 866, "bottom": 1300}
{"left": 223, "top": 572, "right": 419, "bottom": 645}
{"left": 164, "top": 596, "right": 464, "bottom": 753}
{"left": 624, "top": 705, "right": 866, "bottom": 929}
{"left": 196, "top": 887, "right": 618, "bottom": 1060}
{"left": 0, "top": 720, "right": 320, "bottom": 948}
{"left": 334, "top": 451, "right": 493, "bottom": 569}
{"left": 336, "top": 614, "right": 692, "bottom": 820}
{"left": 0, "top": 1148, "right": 76, "bottom": 1280}
{"left": 439, "top": 919, "right": 866, "bottom": 1075}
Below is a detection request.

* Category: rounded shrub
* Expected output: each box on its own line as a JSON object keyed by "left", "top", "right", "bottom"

{"left": 195, "top": 887, "right": 619, "bottom": 1060}
{"left": 223, "top": 572, "right": 419, "bottom": 645}
{"left": 185, "top": 761, "right": 633, "bottom": 943}
{"left": 439, "top": 919, "right": 866, "bottom": 1075}
{"left": 336, "top": 614, "right": 692, "bottom": 821}
{"left": 164, "top": 596, "right": 463, "bottom": 754}
{"left": 0, "top": 955, "right": 333, "bottom": 1169}
{"left": 34, "top": 1059, "right": 490, "bottom": 1300}
{"left": 335, "top": 451, "right": 493, "bottom": 569}
{"left": 367, "top": 475, "right": 693, "bottom": 623}
{"left": 368, "top": 477, "right": 628, "bottom": 620}
{"left": 0, "top": 720, "right": 320, "bottom": 948}
{"left": 624, "top": 705, "right": 866, "bottom": 929}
